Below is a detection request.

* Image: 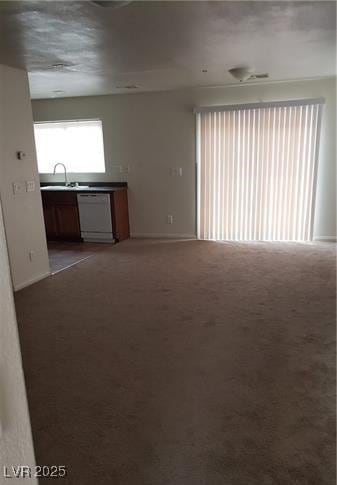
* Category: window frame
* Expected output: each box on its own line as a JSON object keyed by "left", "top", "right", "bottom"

{"left": 34, "top": 118, "right": 106, "bottom": 174}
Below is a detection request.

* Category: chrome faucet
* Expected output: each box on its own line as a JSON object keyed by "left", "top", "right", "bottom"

{"left": 53, "top": 163, "right": 69, "bottom": 186}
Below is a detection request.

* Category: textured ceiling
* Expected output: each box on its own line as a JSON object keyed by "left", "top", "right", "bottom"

{"left": 0, "top": 1, "right": 335, "bottom": 99}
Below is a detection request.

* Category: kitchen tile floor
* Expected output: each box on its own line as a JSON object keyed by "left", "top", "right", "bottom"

{"left": 47, "top": 241, "right": 108, "bottom": 274}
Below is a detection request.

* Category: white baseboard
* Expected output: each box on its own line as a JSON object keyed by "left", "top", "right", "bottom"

{"left": 313, "top": 236, "right": 337, "bottom": 242}
{"left": 14, "top": 271, "right": 51, "bottom": 292}
{"left": 131, "top": 233, "right": 197, "bottom": 239}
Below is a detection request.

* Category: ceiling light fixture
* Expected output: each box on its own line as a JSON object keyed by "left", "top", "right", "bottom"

{"left": 51, "top": 63, "right": 68, "bottom": 69}
{"left": 92, "top": 1, "right": 132, "bottom": 8}
{"left": 228, "top": 67, "right": 269, "bottom": 82}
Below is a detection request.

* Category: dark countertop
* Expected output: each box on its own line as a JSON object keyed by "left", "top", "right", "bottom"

{"left": 40, "top": 182, "right": 127, "bottom": 193}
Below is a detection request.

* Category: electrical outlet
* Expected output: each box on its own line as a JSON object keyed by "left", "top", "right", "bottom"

{"left": 167, "top": 215, "right": 173, "bottom": 224}
{"left": 170, "top": 167, "right": 183, "bottom": 177}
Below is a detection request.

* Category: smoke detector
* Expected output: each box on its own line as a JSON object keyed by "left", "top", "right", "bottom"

{"left": 229, "top": 67, "right": 269, "bottom": 82}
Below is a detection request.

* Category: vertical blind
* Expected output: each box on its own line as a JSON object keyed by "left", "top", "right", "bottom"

{"left": 196, "top": 99, "right": 323, "bottom": 242}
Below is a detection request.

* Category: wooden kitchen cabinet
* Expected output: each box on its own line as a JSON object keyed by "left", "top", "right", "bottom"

{"left": 42, "top": 191, "right": 81, "bottom": 241}
{"left": 42, "top": 204, "right": 58, "bottom": 240}
{"left": 55, "top": 205, "right": 81, "bottom": 240}
{"left": 110, "top": 189, "right": 130, "bottom": 241}
{"left": 41, "top": 188, "right": 130, "bottom": 243}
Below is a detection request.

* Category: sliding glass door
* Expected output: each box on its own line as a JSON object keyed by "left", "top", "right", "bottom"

{"left": 196, "top": 99, "right": 323, "bottom": 241}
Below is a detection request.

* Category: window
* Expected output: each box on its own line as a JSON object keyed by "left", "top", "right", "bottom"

{"left": 196, "top": 98, "right": 324, "bottom": 242}
{"left": 34, "top": 119, "right": 106, "bottom": 173}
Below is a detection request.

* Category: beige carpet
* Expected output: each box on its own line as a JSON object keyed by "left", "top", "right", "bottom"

{"left": 15, "top": 239, "right": 336, "bottom": 485}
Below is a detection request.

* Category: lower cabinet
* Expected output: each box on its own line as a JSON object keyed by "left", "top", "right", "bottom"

{"left": 43, "top": 205, "right": 58, "bottom": 240}
{"left": 110, "top": 189, "right": 130, "bottom": 242}
{"left": 42, "top": 192, "right": 81, "bottom": 241}
{"left": 41, "top": 189, "right": 130, "bottom": 242}
{"left": 55, "top": 205, "right": 81, "bottom": 240}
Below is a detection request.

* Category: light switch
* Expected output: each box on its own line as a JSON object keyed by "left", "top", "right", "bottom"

{"left": 26, "top": 180, "right": 35, "bottom": 192}
{"left": 12, "top": 182, "right": 25, "bottom": 195}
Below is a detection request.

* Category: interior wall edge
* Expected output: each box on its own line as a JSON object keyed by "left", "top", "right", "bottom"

{"left": 0, "top": 199, "right": 38, "bottom": 484}
{"left": 0, "top": 64, "right": 50, "bottom": 290}
{"left": 13, "top": 270, "right": 51, "bottom": 292}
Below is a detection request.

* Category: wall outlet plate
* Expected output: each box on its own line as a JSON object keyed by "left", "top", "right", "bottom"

{"left": 170, "top": 167, "right": 183, "bottom": 176}
{"left": 12, "top": 182, "right": 25, "bottom": 195}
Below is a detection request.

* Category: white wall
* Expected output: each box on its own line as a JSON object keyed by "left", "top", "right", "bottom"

{"left": 0, "top": 200, "right": 37, "bottom": 484}
{"left": 0, "top": 65, "right": 50, "bottom": 290}
{"left": 33, "top": 77, "right": 336, "bottom": 240}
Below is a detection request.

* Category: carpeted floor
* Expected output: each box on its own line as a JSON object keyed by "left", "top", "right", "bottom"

{"left": 15, "top": 239, "right": 336, "bottom": 485}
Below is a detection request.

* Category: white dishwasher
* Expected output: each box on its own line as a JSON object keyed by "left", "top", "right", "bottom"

{"left": 77, "top": 193, "right": 114, "bottom": 242}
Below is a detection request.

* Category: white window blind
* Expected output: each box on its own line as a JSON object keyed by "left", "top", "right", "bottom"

{"left": 196, "top": 99, "right": 323, "bottom": 242}
{"left": 34, "top": 120, "right": 106, "bottom": 173}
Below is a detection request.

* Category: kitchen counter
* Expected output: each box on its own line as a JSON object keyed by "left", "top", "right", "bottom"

{"left": 40, "top": 182, "right": 127, "bottom": 193}
{"left": 40, "top": 186, "right": 126, "bottom": 193}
